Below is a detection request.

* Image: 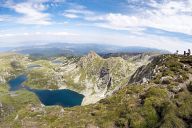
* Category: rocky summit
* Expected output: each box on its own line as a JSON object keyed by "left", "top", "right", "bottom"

{"left": 0, "top": 52, "right": 192, "bottom": 128}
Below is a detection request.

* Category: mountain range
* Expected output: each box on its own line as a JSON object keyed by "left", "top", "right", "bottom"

{"left": 0, "top": 43, "right": 169, "bottom": 57}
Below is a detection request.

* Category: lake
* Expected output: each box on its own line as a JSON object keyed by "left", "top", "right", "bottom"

{"left": 8, "top": 75, "right": 84, "bottom": 107}
{"left": 27, "top": 64, "right": 42, "bottom": 70}
{"left": 52, "top": 60, "right": 63, "bottom": 64}
{"left": 8, "top": 75, "right": 27, "bottom": 91}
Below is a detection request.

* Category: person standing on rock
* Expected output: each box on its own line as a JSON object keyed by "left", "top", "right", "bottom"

{"left": 188, "top": 49, "right": 191, "bottom": 56}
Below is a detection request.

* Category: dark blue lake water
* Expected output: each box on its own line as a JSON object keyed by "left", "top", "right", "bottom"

{"left": 8, "top": 75, "right": 84, "bottom": 107}
{"left": 8, "top": 75, "right": 27, "bottom": 91}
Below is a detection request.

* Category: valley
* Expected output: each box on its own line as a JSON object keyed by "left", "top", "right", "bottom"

{"left": 0, "top": 52, "right": 192, "bottom": 128}
{"left": 0, "top": 52, "right": 152, "bottom": 105}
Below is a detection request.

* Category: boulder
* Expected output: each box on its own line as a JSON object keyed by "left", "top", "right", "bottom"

{"left": 160, "top": 76, "right": 173, "bottom": 84}
{"left": 0, "top": 76, "right": 5, "bottom": 83}
{"left": 142, "top": 77, "right": 149, "bottom": 83}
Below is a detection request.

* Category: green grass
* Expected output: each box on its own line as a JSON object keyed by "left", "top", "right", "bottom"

{"left": 24, "top": 67, "right": 58, "bottom": 89}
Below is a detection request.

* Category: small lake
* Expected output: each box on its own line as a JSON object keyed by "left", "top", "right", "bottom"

{"left": 8, "top": 75, "right": 84, "bottom": 107}
{"left": 27, "top": 64, "right": 42, "bottom": 70}
{"left": 52, "top": 60, "right": 63, "bottom": 64}
{"left": 8, "top": 75, "right": 27, "bottom": 91}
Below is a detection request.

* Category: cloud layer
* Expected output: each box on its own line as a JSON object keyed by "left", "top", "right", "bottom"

{"left": 63, "top": 0, "right": 192, "bottom": 35}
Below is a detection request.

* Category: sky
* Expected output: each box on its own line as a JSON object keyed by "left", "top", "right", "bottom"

{"left": 0, "top": 0, "right": 192, "bottom": 52}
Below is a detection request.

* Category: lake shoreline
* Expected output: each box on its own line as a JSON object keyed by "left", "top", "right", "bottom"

{"left": 8, "top": 75, "right": 85, "bottom": 107}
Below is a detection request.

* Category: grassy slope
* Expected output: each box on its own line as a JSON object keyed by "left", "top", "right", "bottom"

{"left": 0, "top": 53, "right": 41, "bottom": 127}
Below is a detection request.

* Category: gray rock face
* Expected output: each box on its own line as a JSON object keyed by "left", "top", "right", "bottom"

{"left": 128, "top": 64, "right": 154, "bottom": 84}
{"left": 0, "top": 76, "right": 6, "bottom": 84}
{"left": 97, "top": 67, "right": 111, "bottom": 90}
{"left": 128, "top": 56, "right": 159, "bottom": 84}
{"left": 99, "top": 67, "right": 109, "bottom": 78}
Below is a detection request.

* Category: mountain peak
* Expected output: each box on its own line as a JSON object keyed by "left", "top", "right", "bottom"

{"left": 87, "top": 51, "right": 101, "bottom": 59}
{"left": 78, "top": 51, "right": 102, "bottom": 68}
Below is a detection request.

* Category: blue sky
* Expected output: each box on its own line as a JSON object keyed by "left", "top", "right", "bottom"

{"left": 0, "top": 0, "right": 192, "bottom": 52}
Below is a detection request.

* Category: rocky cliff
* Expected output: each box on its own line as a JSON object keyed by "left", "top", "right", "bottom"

{"left": 129, "top": 55, "right": 192, "bottom": 86}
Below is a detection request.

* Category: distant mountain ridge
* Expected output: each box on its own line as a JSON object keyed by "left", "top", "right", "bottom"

{"left": 5, "top": 43, "right": 169, "bottom": 57}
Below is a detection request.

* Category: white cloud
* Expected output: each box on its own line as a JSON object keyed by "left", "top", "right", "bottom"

{"left": 63, "top": 13, "right": 79, "bottom": 19}
{"left": 5, "top": 1, "right": 52, "bottom": 25}
{"left": 84, "top": 15, "right": 105, "bottom": 21}
{"left": 0, "top": 31, "right": 77, "bottom": 37}
{"left": 72, "top": 32, "right": 192, "bottom": 53}
{"left": 95, "top": 12, "right": 192, "bottom": 35}
{"left": 63, "top": 5, "right": 95, "bottom": 19}
{"left": 65, "top": 9, "right": 94, "bottom": 16}
{"left": 0, "top": 31, "right": 78, "bottom": 46}
{"left": 0, "top": 15, "right": 12, "bottom": 22}
{"left": 77, "top": 0, "right": 192, "bottom": 35}
{"left": 21, "top": 0, "right": 65, "bottom": 4}
{"left": 0, "top": 17, "right": 6, "bottom": 22}
{"left": 0, "top": 30, "right": 190, "bottom": 53}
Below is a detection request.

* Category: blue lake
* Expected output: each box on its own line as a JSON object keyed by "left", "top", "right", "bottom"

{"left": 8, "top": 75, "right": 84, "bottom": 107}
{"left": 8, "top": 75, "right": 27, "bottom": 91}
{"left": 52, "top": 60, "right": 63, "bottom": 64}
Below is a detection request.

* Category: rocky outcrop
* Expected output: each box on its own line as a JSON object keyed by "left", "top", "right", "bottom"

{"left": 129, "top": 55, "right": 192, "bottom": 97}
{"left": 128, "top": 56, "right": 161, "bottom": 84}
{"left": 160, "top": 76, "right": 173, "bottom": 84}
{"left": 0, "top": 76, "right": 6, "bottom": 84}
{"left": 128, "top": 64, "right": 155, "bottom": 84}
{"left": 97, "top": 67, "right": 111, "bottom": 90}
